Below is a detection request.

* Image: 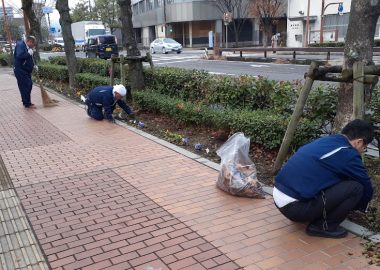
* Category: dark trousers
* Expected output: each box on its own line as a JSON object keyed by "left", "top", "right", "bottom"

{"left": 14, "top": 69, "right": 33, "bottom": 107}
{"left": 86, "top": 101, "right": 104, "bottom": 121}
{"left": 278, "top": 181, "right": 363, "bottom": 230}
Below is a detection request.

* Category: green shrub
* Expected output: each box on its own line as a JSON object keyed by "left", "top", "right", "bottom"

{"left": 48, "top": 56, "right": 67, "bottom": 65}
{"left": 304, "top": 84, "right": 338, "bottom": 123}
{"left": 133, "top": 90, "right": 322, "bottom": 149}
{"left": 75, "top": 73, "right": 120, "bottom": 90}
{"left": 0, "top": 53, "right": 11, "bottom": 66}
{"left": 38, "top": 63, "right": 69, "bottom": 81}
{"left": 369, "top": 86, "right": 380, "bottom": 123}
{"left": 143, "top": 67, "right": 209, "bottom": 101}
{"left": 77, "top": 58, "right": 114, "bottom": 76}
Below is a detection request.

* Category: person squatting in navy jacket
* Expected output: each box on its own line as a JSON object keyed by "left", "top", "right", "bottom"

{"left": 13, "top": 36, "right": 36, "bottom": 108}
{"left": 84, "top": 85, "right": 134, "bottom": 123}
{"left": 274, "top": 119, "right": 374, "bottom": 238}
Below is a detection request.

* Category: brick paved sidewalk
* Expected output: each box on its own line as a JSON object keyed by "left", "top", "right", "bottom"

{"left": 0, "top": 68, "right": 377, "bottom": 270}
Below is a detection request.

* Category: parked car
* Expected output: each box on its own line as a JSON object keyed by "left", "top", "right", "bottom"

{"left": 85, "top": 35, "right": 118, "bottom": 59}
{"left": 74, "top": 39, "right": 85, "bottom": 51}
{"left": 150, "top": 38, "right": 182, "bottom": 54}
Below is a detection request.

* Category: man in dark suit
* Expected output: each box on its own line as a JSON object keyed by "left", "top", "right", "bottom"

{"left": 13, "top": 36, "right": 36, "bottom": 108}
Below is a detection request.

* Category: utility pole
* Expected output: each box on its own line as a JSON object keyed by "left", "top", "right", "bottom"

{"left": 163, "top": 0, "right": 167, "bottom": 37}
{"left": 1, "top": 0, "right": 14, "bottom": 55}
{"left": 305, "top": 0, "right": 310, "bottom": 47}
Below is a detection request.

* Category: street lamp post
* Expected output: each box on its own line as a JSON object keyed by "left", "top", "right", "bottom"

{"left": 223, "top": 12, "right": 232, "bottom": 49}
{"left": 320, "top": 1, "right": 343, "bottom": 44}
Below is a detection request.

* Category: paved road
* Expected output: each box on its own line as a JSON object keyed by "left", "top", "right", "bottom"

{"left": 40, "top": 50, "right": 309, "bottom": 81}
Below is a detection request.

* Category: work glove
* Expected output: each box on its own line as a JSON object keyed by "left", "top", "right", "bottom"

{"left": 28, "top": 48, "right": 34, "bottom": 56}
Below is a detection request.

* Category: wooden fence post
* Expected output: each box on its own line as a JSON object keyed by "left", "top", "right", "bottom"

{"left": 353, "top": 61, "right": 365, "bottom": 119}
{"left": 110, "top": 59, "right": 115, "bottom": 85}
{"left": 120, "top": 55, "right": 125, "bottom": 85}
{"left": 273, "top": 61, "right": 319, "bottom": 174}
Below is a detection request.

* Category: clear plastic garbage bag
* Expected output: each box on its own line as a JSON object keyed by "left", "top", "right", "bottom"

{"left": 216, "top": 132, "right": 266, "bottom": 198}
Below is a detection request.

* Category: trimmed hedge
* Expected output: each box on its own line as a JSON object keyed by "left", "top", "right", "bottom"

{"left": 133, "top": 90, "right": 323, "bottom": 149}
{"left": 75, "top": 72, "right": 120, "bottom": 90}
{"left": 38, "top": 63, "right": 69, "bottom": 82}
{"left": 48, "top": 56, "right": 121, "bottom": 77}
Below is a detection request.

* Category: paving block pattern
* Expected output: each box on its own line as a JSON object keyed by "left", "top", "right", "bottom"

{"left": 17, "top": 169, "right": 241, "bottom": 270}
{"left": 0, "top": 86, "right": 71, "bottom": 152}
{"left": 115, "top": 156, "right": 378, "bottom": 270}
{"left": 0, "top": 189, "right": 49, "bottom": 270}
{"left": 0, "top": 70, "right": 379, "bottom": 269}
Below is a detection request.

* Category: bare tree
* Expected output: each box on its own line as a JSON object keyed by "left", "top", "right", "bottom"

{"left": 333, "top": 0, "right": 380, "bottom": 130}
{"left": 214, "top": 0, "right": 251, "bottom": 47}
{"left": 249, "top": 0, "right": 285, "bottom": 47}
{"left": 117, "top": 0, "right": 145, "bottom": 90}
{"left": 21, "top": 0, "right": 42, "bottom": 61}
{"left": 95, "top": 0, "right": 121, "bottom": 34}
{"left": 56, "top": 0, "right": 77, "bottom": 89}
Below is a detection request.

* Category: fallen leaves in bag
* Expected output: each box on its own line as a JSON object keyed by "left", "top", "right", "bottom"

{"left": 217, "top": 162, "right": 266, "bottom": 199}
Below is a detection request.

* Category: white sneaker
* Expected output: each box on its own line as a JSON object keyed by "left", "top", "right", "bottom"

{"left": 80, "top": 95, "right": 86, "bottom": 103}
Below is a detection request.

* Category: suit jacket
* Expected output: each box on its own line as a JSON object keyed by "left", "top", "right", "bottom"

{"left": 14, "top": 41, "right": 34, "bottom": 74}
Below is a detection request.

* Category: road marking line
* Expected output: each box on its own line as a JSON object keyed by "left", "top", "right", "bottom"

{"left": 250, "top": 64, "right": 269, "bottom": 68}
{"left": 155, "top": 59, "right": 199, "bottom": 65}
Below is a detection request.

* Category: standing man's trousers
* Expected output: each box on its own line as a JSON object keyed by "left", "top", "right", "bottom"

{"left": 14, "top": 68, "right": 33, "bottom": 107}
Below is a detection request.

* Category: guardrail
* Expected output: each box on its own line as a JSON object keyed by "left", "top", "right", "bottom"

{"left": 221, "top": 47, "right": 380, "bottom": 61}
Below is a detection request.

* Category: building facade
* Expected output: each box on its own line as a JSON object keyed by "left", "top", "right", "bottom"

{"left": 130, "top": 0, "right": 261, "bottom": 48}
{"left": 287, "top": 0, "right": 380, "bottom": 47}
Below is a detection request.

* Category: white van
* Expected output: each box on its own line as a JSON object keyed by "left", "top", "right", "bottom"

{"left": 54, "top": 38, "right": 64, "bottom": 47}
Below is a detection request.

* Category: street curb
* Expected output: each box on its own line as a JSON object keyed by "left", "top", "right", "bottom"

{"left": 36, "top": 71, "right": 380, "bottom": 242}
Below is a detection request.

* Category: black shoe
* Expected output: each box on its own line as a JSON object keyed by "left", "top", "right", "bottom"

{"left": 306, "top": 224, "right": 348, "bottom": 239}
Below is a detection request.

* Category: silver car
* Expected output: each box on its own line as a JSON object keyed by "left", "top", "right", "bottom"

{"left": 150, "top": 38, "right": 182, "bottom": 54}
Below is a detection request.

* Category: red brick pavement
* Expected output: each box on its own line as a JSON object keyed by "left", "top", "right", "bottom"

{"left": 0, "top": 70, "right": 378, "bottom": 269}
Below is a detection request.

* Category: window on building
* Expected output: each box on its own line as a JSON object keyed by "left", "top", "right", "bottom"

{"left": 154, "top": 0, "right": 163, "bottom": 8}
{"left": 132, "top": 3, "right": 139, "bottom": 14}
{"left": 139, "top": 0, "right": 145, "bottom": 13}
{"left": 324, "top": 14, "right": 349, "bottom": 41}
{"left": 146, "top": 0, "right": 153, "bottom": 11}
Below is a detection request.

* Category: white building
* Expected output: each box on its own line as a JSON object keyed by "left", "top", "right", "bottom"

{"left": 287, "top": 0, "right": 380, "bottom": 47}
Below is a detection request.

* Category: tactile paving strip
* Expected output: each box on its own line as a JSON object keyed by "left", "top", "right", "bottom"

{"left": 0, "top": 189, "right": 49, "bottom": 270}
{"left": 0, "top": 155, "right": 12, "bottom": 191}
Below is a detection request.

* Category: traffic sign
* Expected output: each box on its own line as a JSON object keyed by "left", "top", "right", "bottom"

{"left": 338, "top": 3, "right": 343, "bottom": 15}
{"left": 50, "top": 27, "right": 56, "bottom": 33}
{"left": 42, "top": 6, "right": 53, "bottom": 14}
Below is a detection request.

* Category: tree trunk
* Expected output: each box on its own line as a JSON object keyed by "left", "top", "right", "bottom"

{"left": 21, "top": 0, "right": 41, "bottom": 62}
{"left": 56, "top": 0, "right": 78, "bottom": 89}
{"left": 118, "top": 0, "right": 145, "bottom": 91}
{"left": 334, "top": 0, "right": 380, "bottom": 131}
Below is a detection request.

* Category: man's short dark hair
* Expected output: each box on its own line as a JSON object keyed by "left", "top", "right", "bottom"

{"left": 26, "top": 36, "right": 36, "bottom": 43}
{"left": 341, "top": 119, "right": 374, "bottom": 145}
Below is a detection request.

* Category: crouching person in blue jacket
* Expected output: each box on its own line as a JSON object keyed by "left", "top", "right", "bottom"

{"left": 84, "top": 85, "right": 134, "bottom": 123}
{"left": 274, "top": 119, "right": 374, "bottom": 238}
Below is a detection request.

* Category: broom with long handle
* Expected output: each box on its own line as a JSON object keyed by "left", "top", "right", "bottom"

{"left": 32, "top": 56, "right": 59, "bottom": 107}
{"left": 37, "top": 71, "right": 59, "bottom": 107}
